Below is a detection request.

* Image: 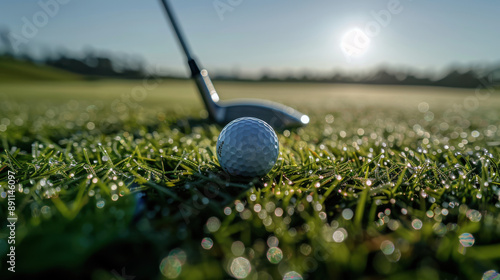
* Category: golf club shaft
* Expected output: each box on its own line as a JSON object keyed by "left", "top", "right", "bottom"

{"left": 159, "top": 0, "right": 192, "bottom": 60}
{"left": 159, "top": 0, "right": 221, "bottom": 122}
{"left": 160, "top": 0, "right": 201, "bottom": 76}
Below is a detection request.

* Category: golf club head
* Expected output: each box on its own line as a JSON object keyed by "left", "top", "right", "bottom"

{"left": 219, "top": 100, "right": 309, "bottom": 130}
{"left": 194, "top": 70, "right": 309, "bottom": 130}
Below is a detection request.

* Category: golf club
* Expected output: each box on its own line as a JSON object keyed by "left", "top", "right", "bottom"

{"left": 159, "top": 0, "right": 309, "bottom": 130}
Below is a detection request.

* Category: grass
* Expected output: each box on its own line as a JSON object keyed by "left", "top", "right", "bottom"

{"left": 0, "top": 79, "right": 499, "bottom": 279}
{"left": 0, "top": 58, "right": 82, "bottom": 82}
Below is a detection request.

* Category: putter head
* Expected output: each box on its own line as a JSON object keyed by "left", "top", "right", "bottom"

{"left": 218, "top": 100, "right": 309, "bottom": 130}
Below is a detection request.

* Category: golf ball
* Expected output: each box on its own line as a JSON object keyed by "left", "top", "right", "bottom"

{"left": 216, "top": 117, "right": 279, "bottom": 178}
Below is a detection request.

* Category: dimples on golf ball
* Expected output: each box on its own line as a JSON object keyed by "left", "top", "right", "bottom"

{"left": 217, "top": 117, "right": 279, "bottom": 177}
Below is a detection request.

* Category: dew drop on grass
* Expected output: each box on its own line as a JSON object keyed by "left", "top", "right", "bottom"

{"left": 265, "top": 202, "right": 276, "bottom": 212}
{"left": 258, "top": 210, "right": 267, "bottom": 220}
{"left": 206, "top": 217, "right": 221, "bottom": 232}
{"left": 254, "top": 204, "right": 262, "bottom": 213}
{"left": 421, "top": 189, "right": 430, "bottom": 198}
{"left": 159, "top": 256, "right": 182, "bottom": 279}
{"left": 235, "top": 202, "right": 244, "bottom": 212}
{"left": 266, "top": 247, "right": 283, "bottom": 264}
{"left": 433, "top": 223, "right": 447, "bottom": 236}
{"left": 319, "top": 211, "right": 327, "bottom": 220}
{"left": 267, "top": 236, "right": 279, "bottom": 248}
{"left": 241, "top": 209, "right": 252, "bottom": 220}
{"left": 283, "top": 271, "right": 303, "bottom": 280}
{"left": 96, "top": 199, "right": 105, "bottom": 208}
{"left": 426, "top": 210, "right": 434, "bottom": 218}
{"left": 300, "top": 244, "right": 312, "bottom": 256}
{"left": 202, "top": 197, "right": 209, "bottom": 205}
{"left": 411, "top": 219, "right": 423, "bottom": 230}
{"left": 41, "top": 206, "right": 52, "bottom": 218}
{"left": 380, "top": 240, "right": 395, "bottom": 255}
{"left": 467, "top": 210, "right": 482, "bottom": 222}
{"left": 482, "top": 270, "right": 500, "bottom": 280}
{"left": 230, "top": 257, "right": 251, "bottom": 279}
{"left": 459, "top": 233, "right": 475, "bottom": 247}
{"left": 263, "top": 216, "right": 273, "bottom": 226}
{"left": 169, "top": 248, "right": 187, "bottom": 265}
{"left": 333, "top": 228, "right": 347, "bottom": 243}
{"left": 297, "top": 204, "right": 305, "bottom": 212}
{"left": 388, "top": 220, "right": 399, "bottom": 231}
{"left": 274, "top": 207, "right": 284, "bottom": 217}
{"left": 201, "top": 237, "right": 214, "bottom": 250}
{"left": 342, "top": 208, "right": 354, "bottom": 220}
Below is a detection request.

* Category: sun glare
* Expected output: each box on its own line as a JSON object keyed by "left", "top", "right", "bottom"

{"left": 340, "top": 28, "right": 371, "bottom": 58}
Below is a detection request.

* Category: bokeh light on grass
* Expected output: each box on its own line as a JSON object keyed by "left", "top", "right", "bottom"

{"left": 206, "top": 216, "right": 221, "bottom": 232}
{"left": 230, "top": 257, "right": 251, "bottom": 279}
{"left": 283, "top": 271, "right": 303, "bottom": 280}
{"left": 201, "top": 237, "right": 214, "bottom": 250}
{"left": 159, "top": 257, "right": 181, "bottom": 278}
{"left": 267, "top": 236, "right": 279, "bottom": 248}
{"left": 411, "top": 219, "right": 423, "bottom": 230}
{"left": 231, "top": 241, "right": 245, "bottom": 256}
{"left": 458, "top": 233, "right": 475, "bottom": 247}
{"left": 483, "top": 270, "right": 500, "bottom": 280}
{"left": 380, "top": 240, "right": 395, "bottom": 255}
{"left": 467, "top": 209, "right": 482, "bottom": 222}
{"left": 266, "top": 247, "right": 283, "bottom": 264}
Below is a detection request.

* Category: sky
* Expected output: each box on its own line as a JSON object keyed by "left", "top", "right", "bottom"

{"left": 1, "top": 0, "right": 499, "bottom": 77}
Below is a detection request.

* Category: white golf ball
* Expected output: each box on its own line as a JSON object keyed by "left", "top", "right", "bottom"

{"left": 216, "top": 117, "right": 279, "bottom": 178}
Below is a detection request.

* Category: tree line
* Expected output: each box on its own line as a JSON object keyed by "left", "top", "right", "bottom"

{"left": 1, "top": 29, "right": 498, "bottom": 88}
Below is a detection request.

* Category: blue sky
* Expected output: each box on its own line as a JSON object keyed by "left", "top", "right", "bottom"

{"left": 1, "top": 0, "right": 499, "bottom": 77}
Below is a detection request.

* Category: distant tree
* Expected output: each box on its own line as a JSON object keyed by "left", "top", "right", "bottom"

{"left": 364, "top": 69, "right": 399, "bottom": 85}
{"left": 485, "top": 67, "right": 500, "bottom": 86}
{"left": 83, "top": 47, "right": 98, "bottom": 68}
{"left": 400, "top": 74, "right": 432, "bottom": 86}
{"left": 0, "top": 27, "right": 14, "bottom": 56}
{"left": 435, "top": 70, "right": 479, "bottom": 88}
{"left": 47, "top": 56, "right": 93, "bottom": 75}
{"left": 260, "top": 69, "right": 273, "bottom": 81}
{"left": 330, "top": 73, "right": 355, "bottom": 84}
{"left": 94, "top": 57, "right": 115, "bottom": 76}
